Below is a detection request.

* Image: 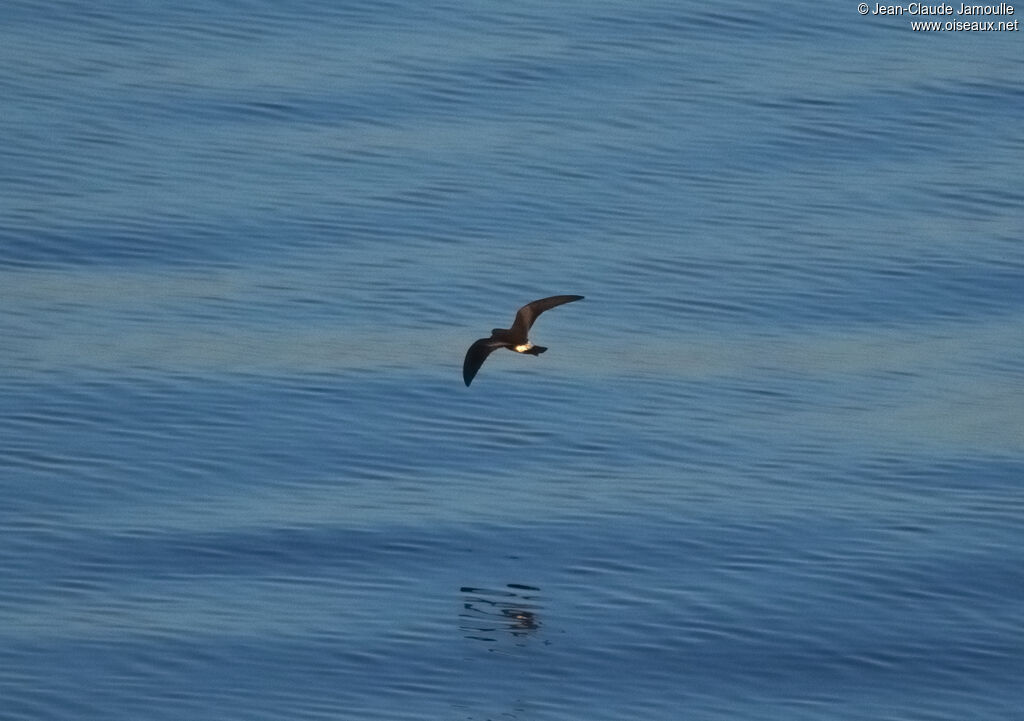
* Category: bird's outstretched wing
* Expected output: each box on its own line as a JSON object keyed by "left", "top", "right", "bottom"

{"left": 509, "top": 295, "right": 584, "bottom": 341}
{"left": 463, "top": 338, "right": 503, "bottom": 386}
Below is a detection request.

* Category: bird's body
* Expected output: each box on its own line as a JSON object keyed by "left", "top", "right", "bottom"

{"left": 463, "top": 295, "right": 584, "bottom": 386}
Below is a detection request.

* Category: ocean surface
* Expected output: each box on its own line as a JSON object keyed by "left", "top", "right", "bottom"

{"left": 2, "top": 1, "right": 1022, "bottom": 719}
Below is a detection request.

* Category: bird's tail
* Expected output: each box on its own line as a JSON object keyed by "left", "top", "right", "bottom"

{"left": 525, "top": 345, "right": 547, "bottom": 356}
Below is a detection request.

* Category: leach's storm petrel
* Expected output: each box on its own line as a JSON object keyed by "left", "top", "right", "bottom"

{"left": 463, "top": 295, "right": 584, "bottom": 386}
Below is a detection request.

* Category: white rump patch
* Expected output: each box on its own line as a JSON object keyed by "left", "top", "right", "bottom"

{"left": 514, "top": 343, "right": 534, "bottom": 353}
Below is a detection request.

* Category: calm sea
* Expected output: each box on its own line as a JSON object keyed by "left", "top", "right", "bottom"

{"left": 1, "top": 1, "right": 1022, "bottom": 719}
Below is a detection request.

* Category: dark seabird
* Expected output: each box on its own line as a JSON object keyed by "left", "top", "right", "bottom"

{"left": 463, "top": 295, "right": 584, "bottom": 386}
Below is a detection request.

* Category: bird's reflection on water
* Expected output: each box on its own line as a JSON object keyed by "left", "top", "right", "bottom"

{"left": 459, "top": 583, "right": 544, "bottom": 644}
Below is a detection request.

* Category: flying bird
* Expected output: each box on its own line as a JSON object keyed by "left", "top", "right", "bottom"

{"left": 463, "top": 295, "right": 584, "bottom": 386}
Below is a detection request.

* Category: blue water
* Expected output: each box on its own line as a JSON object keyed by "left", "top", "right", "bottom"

{"left": 2, "top": 1, "right": 1023, "bottom": 719}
